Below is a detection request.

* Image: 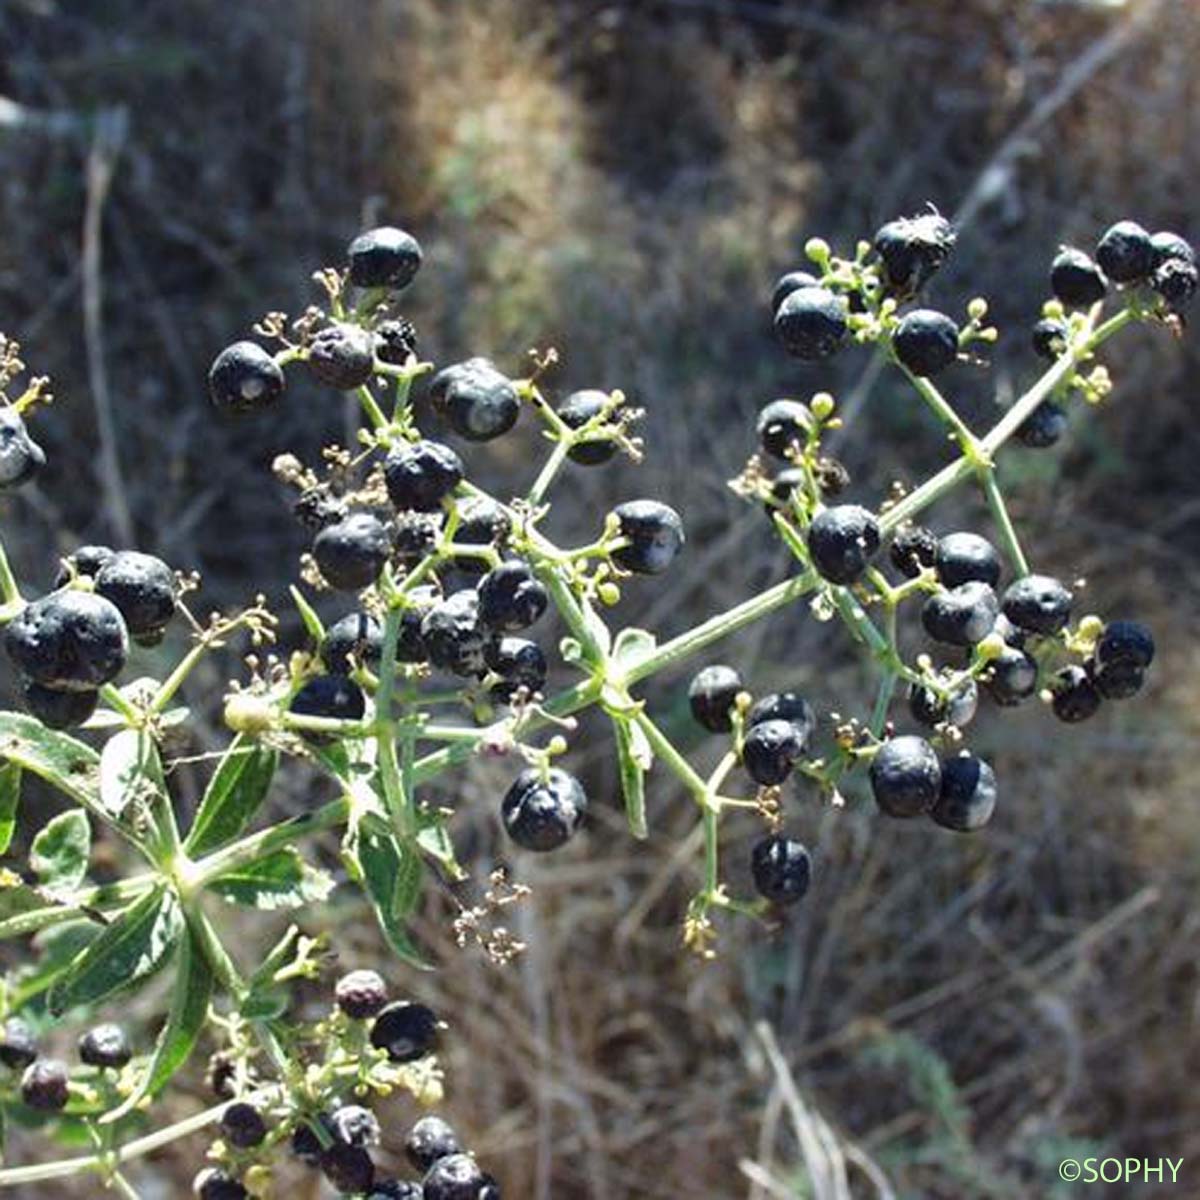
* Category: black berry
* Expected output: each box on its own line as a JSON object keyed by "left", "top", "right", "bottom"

{"left": 485, "top": 636, "right": 547, "bottom": 702}
{"left": 908, "top": 677, "right": 977, "bottom": 728}
{"left": 23, "top": 681, "right": 99, "bottom": 730}
{"left": 935, "top": 531, "right": 1001, "bottom": 589}
{"left": 322, "top": 611, "right": 384, "bottom": 674}
{"left": 1050, "top": 664, "right": 1102, "bottom": 723}
{"left": 330, "top": 1104, "right": 381, "bottom": 1148}
{"left": 557, "top": 390, "right": 618, "bottom": 465}
{"left": 370, "top": 1001, "right": 439, "bottom": 1063}
{"left": 477, "top": 561, "right": 548, "bottom": 632}
{"left": 5, "top": 590, "right": 128, "bottom": 691}
{"left": 322, "top": 1143, "right": 376, "bottom": 1194}
{"left": 870, "top": 735, "right": 941, "bottom": 818}
{"left": 376, "top": 318, "right": 420, "bottom": 366}
{"left": 986, "top": 645, "right": 1038, "bottom": 707}
{"left": 1031, "top": 317, "right": 1068, "bottom": 362}
{"left": 194, "top": 1168, "right": 248, "bottom": 1200}
{"left": 313, "top": 512, "right": 390, "bottom": 591}
{"left": 1096, "top": 220, "right": 1154, "bottom": 283}
{"left": 806, "top": 504, "right": 880, "bottom": 584}
{"left": 208, "top": 342, "right": 285, "bottom": 414}
{"left": 347, "top": 226, "right": 423, "bottom": 290}
{"left": 610, "top": 500, "right": 685, "bottom": 575}
{"left": 335, "top": 968, "right": 388, "bottom": 1019}
{"left": 0, "top": 1017, "right": 38, "bottom": 1069}
{"left": 221, "top": 1100, "right": 267, "bottom": 1149}
{"left": 1016, "top": 401, "right": 1067, "bottom": 448}
{"left": 94, "top": 551, "right": 177, "bottom": 640}
{"left": 385, "top": 440, "right": 464, "bottom": 512}
{"left": 873, "top": 211, "right": 956, "bottom": 296}
{"left": 369, "top": 1182, "right": 425, "bottom": 1200}
{"left": 892, "top": 309, "right": 960, "bottom": 377}
{"left": 1149, "top": 231, "right": 1195, "bottom": 271}
{"left": 889, "top": 524, "right": 937, "bottom": 578}
{"left": 307, "top": 323, "right": 376, "bottom": 390}
{"left": 0, "top": 407, "right": 46, "bottom": 488}
{"left": 289, "top": 676, "right": 366, "bottom": 737}
{"left": 921, "top": 581, "right": 999, "bottom": 646}
{"left": 1152, "top": 258, "right": 1198, "bottom": 311}
{"left": 394, "top": 512, "right": 441, "bottom": 569}
{"left": 291, "top": 1114, "right": 333, "bottom": 1165}
{"left": 406, "top": 1115, "right": 462, "bottom": 1173}
{"left": 293, "top": 488, "right": 347, "bottom": 533}
{"left": 424, "top": 1154, "right": 485, "bottom": 1200}
{"left": 687, "top": 664, "right": 743, "bottom": 733}
{"left": 931, "top": 754, "right": 997, "bottom": 832}
{"left": 78, "top": 1023, "right": 131, "bottom": 1070}
{"left": 1050, "top": 248, "right": 1107, "bottom": 308}
{"left": 742, "top": 718, "right": 805, "bottom": 786}
{"left": 1001, "top": 574, "right": 1072, "bottom": 635}
{"left": 1091, "top": 658, "right": 1144, "bottom": 700}
{"left": 421, "top": 590, "right": 494, "bottom": 677}
{"left": 746, "top": 692, "right": 816, "bottom": 745}
{"left": 774, "top": 286, "right": 848, "bottom": 360}
{"left": 502, "top": 767, "right": 588, "bottom": 851}
{"left": 55, "top": 544, "right": 115, "bottom": 588}
{"left": 430, "top": 358, "right": 520, "bottom": 442}
{"left": 756, "top": 399, "right": 812, "bottom": 460}
{"left": 750, "top": 835, "right": 811, "bottom": 904}
{"left": 451, "top": 495, "right": 511, "bottom": 575}
{"left": 396, "top": 594, "right": 434, "bottom": 663}
{"left": 1095, "top": 619, "right": 1154, "bottom": 670}
{"left": 21, "top": 1058, "right": 70, "bottom": 1110}
{"left": 770, "top": 269, "right": 820, "bottom": 313}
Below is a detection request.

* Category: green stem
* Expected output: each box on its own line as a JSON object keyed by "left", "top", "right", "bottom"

{"left": 631, "top": 710, "right": 710, "bottom": 802}
{"left": 527, "top": 434, "right": 574, "bottom": 507}
{"left": 904, "top": 369, "right": 979, "bottom": 452}
{"left": 374, "top": 603, "right": 413, "bottom": 837}
{"left": 0, "top": 536, "right": 20, "bottom": 606}
{"left": 355, "top": 384, "right": 389, "bottom": 433}
{"left": 979, "top": 467, "right": 1030, "bottom": 577}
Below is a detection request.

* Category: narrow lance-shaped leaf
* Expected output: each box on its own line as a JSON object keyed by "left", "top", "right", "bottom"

{"left": 185, "top": 736, "right": 279, "bottom": 856}
{"left": 0, "top": 714, "right": 101, "bottom": 819}
{"left": 347, "top": 813, "right": 430, "bottom": 970}
{"left": 48, "top": 886, "right": 181, "bottom": 1016}
{"left": 290, "top": 583, "right": 326, "bottom": 644}
{"left": 101, "top": 917, "right": 213, "bottom": 1124}
{"left": 99, "top": 730, "right": 180, "bottom": 862}
{"left": 612, "top": 714, "right": 652, "bottom": 840}
{"left": 30, "top": 809, "right": 91, "bottom": 893}
{"left": 208, "top": 848, "right": 335, "bottom": 911}
{"left": 0, "top": 763, "right": 21, "bottom": 856}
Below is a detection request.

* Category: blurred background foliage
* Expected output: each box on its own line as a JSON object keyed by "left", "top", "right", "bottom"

{"left": 0, "top": 0, "right": 1198, "bottom": 1196}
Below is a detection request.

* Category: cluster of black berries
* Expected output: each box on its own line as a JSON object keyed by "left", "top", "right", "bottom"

{"left": 687, "top": 665, "right": 814, "bottom": 904}
{"left": 198, "top": 971, "right": 499, "bottom": 1199}
{"left": 0, "top": 1016, "right": 132, "bottom": 1113}
{"left": 3, "top": 545, "right": 178, "bottom": 729}
{"left": 208, "top": 226, "right": 422, "bottom": 415}
{"left": 1051, "top": 220, "right": 1197, "bottom": 313}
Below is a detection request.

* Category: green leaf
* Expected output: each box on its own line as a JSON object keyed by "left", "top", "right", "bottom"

{"left": 612, "top": 716, "right": 651, "bottom": 839}
{"left": 0, "top": 764, "right": 21, "bottom": 855}
{"left": 416, "top": 817, "right": 465, "bottom": 880}
{"left": 101, "top": 919, "right": 213, "bottom": 1124}
{"left": 0, "top": 714, "right": 100, "bottom": 814}
{"left": 240, "top": 988, "right": 288, "bottom": 1020}
{"left": 348, "top": 815, "right": 430, "bottom": 969}
{"left": 185, "top": 737, "right": 279, "bottom": 856}
{"left": 99, "top": 730, "right": 179, "bottom": 862}
{"left": 290, "top": 584, "right": 326, "bottom": 644}
{"left": 48, "top": 887, "right": 181, "bottom": 1016}
{"left": 611, "top": 626, "right": 657, "bottom": 671}
{"left": 208, "top": 849, "right": 334, "bottom": 911}
{"left": 0, "top": 868, "right": 45, "bottom": 926}
{"left": 99, "top": 729, "right": 164, "bottom": 820}
{"left": 30, "top": 810, "right": 90, "bottom": 892}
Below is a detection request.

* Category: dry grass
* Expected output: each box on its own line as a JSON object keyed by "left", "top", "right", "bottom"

{"left": 0, "top": 0, "right": 1198, "bottom": 1195}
